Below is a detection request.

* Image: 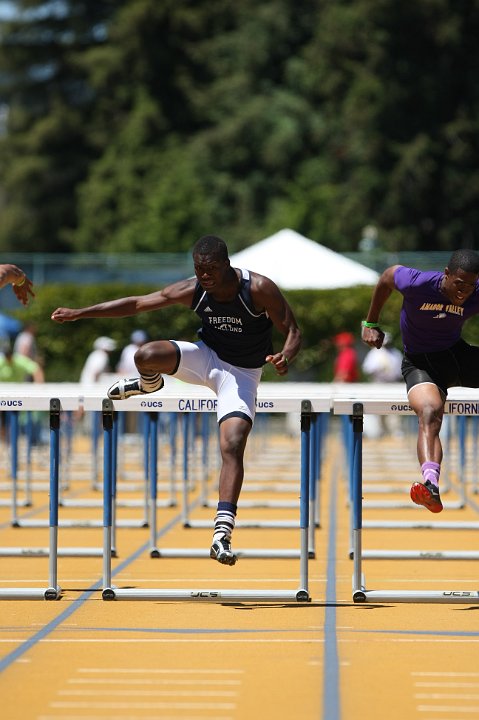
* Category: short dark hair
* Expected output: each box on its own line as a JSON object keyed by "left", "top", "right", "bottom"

{"left": 448, "top": 249, "right": 479, "bottom": 274}
{"left": 192, "top": 235, "right": 228, "bottom": 261}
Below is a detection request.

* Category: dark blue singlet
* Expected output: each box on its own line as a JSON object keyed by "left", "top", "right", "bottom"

{"left": 191, "top": 268, "right": 273, "bottom": 369}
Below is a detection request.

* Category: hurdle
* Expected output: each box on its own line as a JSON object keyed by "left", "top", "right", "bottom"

{"left": 177, "top": 386, "right": 324, "bottom": 540}
{"left": 0, "top": 410, "right": 42, "bottom": 509}
{"left": 14, "top": 391, "right": 151, "bottom": 532}
{"left": 334, "top": 387, "right": 479, "bottom": 604}
{"left": 0, "top": 393, "right": 80, "bottom": 599}
{"left": 0, "top": 384, "right": 108, "bottom": 564}
{"left": 106, "top": 383, "right": 327, "bottom": 562}
{"left": 97, "top": 384, "right": 330, "bottom": 602}
{"left": 172, "top": 414, "right": 306, "bottom": 531}
{"left": 360, "top": 412, "right": 466, "bottom": 511}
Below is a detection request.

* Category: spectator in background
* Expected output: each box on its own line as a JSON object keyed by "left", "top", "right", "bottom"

{"left": 0, "top": 313, "right": 21, "bottom": 350}
{"left": 13, "top": 322, "right": 38, "bottom": 361}
{"left": 0, "top": 341, "right": 44, "bottom": 441}
{"left": 362, "top": 332, "right": 402, "bottom": 383}
{"left": 80, "top": 336, "right": 117, "bottom": 385}
{"left": 0, "top": 342, "right": 44, "bottom": 383}
{"left": 116, "top": 330, "right": 148, "bottom": 376}
{"left": 333, "top": 331, "right": 359, "bottom": 383}
{"left": 116, "top": 330, "right": 149, "bottom": 434}
{"left": 362, "top": 332, "right": 403, "bottom": 437}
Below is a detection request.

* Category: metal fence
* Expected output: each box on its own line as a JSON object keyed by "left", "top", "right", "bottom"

{"left": 1, "top": 249, "right": 451, "bottom": 284}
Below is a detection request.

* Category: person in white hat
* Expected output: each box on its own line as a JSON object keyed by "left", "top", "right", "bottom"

{"left": 116, "top": 330, "right": 148, "bottom": 377}
{"left": 115, "top": 330, "right": 149, "bottom": 435}
{"left": 80, "top": 336, "right": 117, "bottom": 385}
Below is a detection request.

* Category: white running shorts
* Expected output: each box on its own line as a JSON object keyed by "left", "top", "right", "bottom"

{"left": 171, "top": 340, "right": 262, "bottom": 424}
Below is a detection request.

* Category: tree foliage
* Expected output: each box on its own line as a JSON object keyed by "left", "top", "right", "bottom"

{"left": 1, "top": 0, "right": 479, "bottom": 255}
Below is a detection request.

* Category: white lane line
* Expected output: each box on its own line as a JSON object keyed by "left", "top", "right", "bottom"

{"left": 50, "top": 702, "right": 236, "bottom": 710}
{"left": 370, "top": 638, "right": 479, "bottom": 644}
{"left": 413, "top": 672, "right": 479, "bottom": 677}
{"left": 68, "top": 678, "right": 241, "bottom": 685}
{"left": 417, "top": 706, "right": 479, "bottom": 713}
{"left": 0, "top": 638, "right": 324, "bottom": 644}
{"left": 78, "top": 668, "right": 243, "bottom": 674}
{"left": 39, "top": 716, "right": 232, "bottom": 720}
{"left": 415, "top": 694, "right": 479, "bottom": 700}
{"left": 59, "top": 690, "right": 238, "bottom": 698}
{"left": 415, "top": 683, "right": 479, "bottom": 688}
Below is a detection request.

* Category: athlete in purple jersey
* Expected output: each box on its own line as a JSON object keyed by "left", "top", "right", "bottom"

{"left": 51, "top": 235, "right": 301, "bottom": 564}
{"left": 361, "top": 249, "right": 479, "bottom": 514}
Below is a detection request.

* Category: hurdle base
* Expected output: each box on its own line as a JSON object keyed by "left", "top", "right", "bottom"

{"left": 0, "top": 586, "right": 62, "bottom": 600}
{"left": 102, "top": 587, "right": 310, "bottom": 602}
{"left": 149, "top": 547, "right": 301, "bottom": 559}
{"left": 362, "top": 549, "right": 479, "bottom": 560}
{"left": 45, "top": 585, "right": 62, "bottom": 600}
{"left": 184, "top": 519, "right": 299, "bottom": 529}
{"left": 353, "top": 589, "right": 479, "bottom": 604}
{"left": 0, "top": 547, "right": 103, "bottom": 557}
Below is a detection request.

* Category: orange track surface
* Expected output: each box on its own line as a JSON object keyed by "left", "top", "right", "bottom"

{"left": 1, "top": 425, "right": 479, "bottom": 720}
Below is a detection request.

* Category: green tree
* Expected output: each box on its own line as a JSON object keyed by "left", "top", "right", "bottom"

{"left": 2, "top": 0, "right": 479, "bottom": 255}
{"left": 276, "top": 0, "right": 479, "bottom": 252}
{"left": 0, "top": 1, "right": 122, "bottom": 251}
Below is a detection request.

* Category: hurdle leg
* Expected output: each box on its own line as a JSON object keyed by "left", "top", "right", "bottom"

{"left": 307, "top": 412, "right": 318, "bottom": 557}
{"left": 350, "top": 403, "right": 365, "bottom": 601}
{"left": 102, "top": 399, "right": 115, "bottom": 597}
{"left": 181, "top": 413, "right": 191, "bottom": 527}
{"left": 0, "top": 400, "right": 63, "bottom": 600}
{"left": 111, "top": 413, "right": 118, "bottom": 554}
{"left": 456, "top": 415, "right": 467, "bottom": 507}
{"left": 148, "top": 413, "right": 159, "bottom": 556}
{"left": 46, "top": 399, "right": 62, "bottom": 600}
{"left": 10, "top": 412, "right": 20, "bottom": 525}
{"left": 298, "top": 401, "right": 311, "bottom": 600}
{"left": 199, "top": 413, "right": 210, "bottom": 505}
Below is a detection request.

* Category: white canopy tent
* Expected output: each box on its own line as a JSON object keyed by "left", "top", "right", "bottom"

{"left": 229, "top": 228, "right": 379, "bottom": 289}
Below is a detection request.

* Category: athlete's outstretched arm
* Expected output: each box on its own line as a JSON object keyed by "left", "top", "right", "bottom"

{"left": 0, "top": 263, "right": 34, "bottom": 306}
{"left": 51, "top": 278, "right": 196, "bottom": 323}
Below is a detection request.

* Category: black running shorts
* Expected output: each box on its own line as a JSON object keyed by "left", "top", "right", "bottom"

{"left": 402, "top": 339, "right": 479, "bottom": 396}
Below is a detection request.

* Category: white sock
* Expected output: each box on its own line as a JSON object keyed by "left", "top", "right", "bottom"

{"left": 213, "top": 503, "right": 237, "bottom": 542}
{"left": 139, "top": 372, "right": 164, "bottom": 393}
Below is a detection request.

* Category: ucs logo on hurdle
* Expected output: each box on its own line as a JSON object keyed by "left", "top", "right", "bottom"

{"left": 0, "top": 399, "right": 23, "bottom": 407}
{"left": 190, "top": 591, "right": 220, "bottom": 599}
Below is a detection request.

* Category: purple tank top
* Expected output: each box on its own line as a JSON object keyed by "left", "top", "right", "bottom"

{"left": 394, "top": 266, "right": 479, "bottom": 353}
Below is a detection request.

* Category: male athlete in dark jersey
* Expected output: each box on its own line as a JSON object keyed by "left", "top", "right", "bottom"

{"left": 361, "top": 249, "right": 479, "bottom": 514}
{"left": 51, "top": 235, "right": 301, "bottom": 564}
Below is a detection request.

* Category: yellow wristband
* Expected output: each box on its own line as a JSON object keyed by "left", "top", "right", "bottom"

{"left": 15, "top": 276, "right": 26, "bottom": 287}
